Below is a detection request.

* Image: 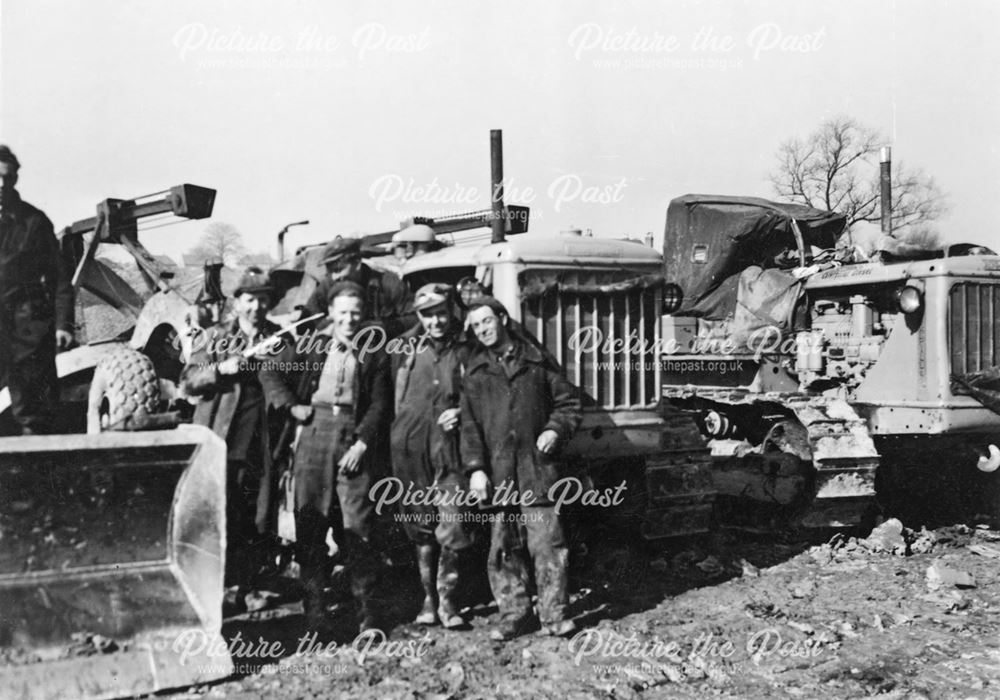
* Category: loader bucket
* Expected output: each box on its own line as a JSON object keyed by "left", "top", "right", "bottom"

{"left": 0, "top": 425, "right": 234, "bottom": 700}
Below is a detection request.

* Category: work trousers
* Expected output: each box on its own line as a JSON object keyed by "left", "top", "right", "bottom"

{"left": 487, "top": 505, "right": 568, "bottom": 625}
{"left": 225, "top": 458, "right": 270, "bottom": 588}
{"left": 0, "top": 296, "right": 57, "bottom": 435}
{"left": 293, "top": 405, "right": 379, "bottom": 609}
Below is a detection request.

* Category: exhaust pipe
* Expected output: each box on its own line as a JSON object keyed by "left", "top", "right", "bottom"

{"left": 277, "top": 219, "right": 310, "bottom": 262}
{"left": 490, "top": 129, "right": 505, "bottom": 244}
{"left": 880, "top": 146, "right": 892, "bottom": 237}
{"left": 977, "top": 443, "right": 1000, "bottom": 472}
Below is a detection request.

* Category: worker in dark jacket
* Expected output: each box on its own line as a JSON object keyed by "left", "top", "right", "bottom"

{"left": 274, "top": 281, "right": 392, "bottom": 634}
{"left": 0, "top": 145, "right": 74, "bottom": 436}
{"left": 460, "top": 297, "right": 581, "bottom": 640}
{"left": 391, "top": 283, "right": 474, "bottom": 628}
{"left": 180, "top": 268, "right": 293, "bottom": 594}
{"left": 304, "top": 236, "right": 415, "bottom": 338}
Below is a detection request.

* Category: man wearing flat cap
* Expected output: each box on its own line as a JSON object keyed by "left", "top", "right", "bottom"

{"left": 0, "top": 145, "right": 74, "bottom": 435}
{"left": 181, "top": 267, "right": 294, "bottom": 599}
{"left": 391, "top": 283, "right": 475, "bottom": 628}
{"left": 270, "top": 280, "right": 392, "bottom": 634}
{"left": 303, "top": 236, "right": 415, "bottom": 338}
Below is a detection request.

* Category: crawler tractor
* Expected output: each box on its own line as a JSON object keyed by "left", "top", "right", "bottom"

{"left": 659, "top": 195, "right": 1000, "bottom": 530}
{"left": 275, "top": 225, "right": 717, "bottom": 540}
{"left": 269, "top": 131, "right": 716, "bottom": 542}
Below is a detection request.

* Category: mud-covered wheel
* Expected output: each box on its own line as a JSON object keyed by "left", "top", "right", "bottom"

{"left": 87, "top": 345, "right": 160, "bottom": 433}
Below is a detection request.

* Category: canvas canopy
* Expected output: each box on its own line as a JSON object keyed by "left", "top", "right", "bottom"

{"left": 664, "top": 195, "right": 846, "bottom": 320}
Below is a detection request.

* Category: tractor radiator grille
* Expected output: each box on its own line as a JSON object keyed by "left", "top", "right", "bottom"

{"left": 521, "top": 286, "right": 660, "bottom": 410}
{"left": 949, "top": 282, "right": 1000, "bottom": 374}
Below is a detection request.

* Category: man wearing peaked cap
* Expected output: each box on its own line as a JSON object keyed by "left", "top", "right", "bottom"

{"left": 304, "top": 235, "right": 415, "bottom": 338}
{"left": 321, "top": 236, "right": 362, "bottom": 264}
{"left": 411, "top": 281, "right": 450, "bottom": 312}
{"left": 181, "top": 266, "right": 294, "bottom": 604}
{"left": 232, "top": 266, "right": 274, "bottom": 297}
{"left": 391, "top": 283, "right": 476, "bottom": 628}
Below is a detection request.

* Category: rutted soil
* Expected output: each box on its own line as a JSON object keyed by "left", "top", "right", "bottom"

{"left": 170, "top": 523, "right": 1000, "bottom": 700}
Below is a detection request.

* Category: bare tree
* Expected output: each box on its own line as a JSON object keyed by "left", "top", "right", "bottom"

{"left": 185, "top": 222, "right": 248, "bottom": 267}
{"left": 769, "top": 116, "right": 948, "bottom": 237}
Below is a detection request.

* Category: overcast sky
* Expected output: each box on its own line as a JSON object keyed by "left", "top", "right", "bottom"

{"left": 2, "top": 0, "right": 998, "bottom": 261}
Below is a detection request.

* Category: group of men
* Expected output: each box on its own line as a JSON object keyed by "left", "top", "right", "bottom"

{"left": 0, "top": 143, "right": 584, "bottom": 640}
{"left": 180, "top": 235, "right": 583, "bottom": 640}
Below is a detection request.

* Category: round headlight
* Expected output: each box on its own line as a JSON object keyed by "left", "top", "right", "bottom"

{"left": 896, "top": 285, "right": 923, "bottom": 314}
{"left": 663, "top": 283, "right": 684, "bottom": 314}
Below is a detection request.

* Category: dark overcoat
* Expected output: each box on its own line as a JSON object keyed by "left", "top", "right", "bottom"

{"left": 0, "top": 191, "right": 74, "bottom": 432}
{"left": 390, "top": 324, "right": 472, "bottom": 483}
{"left": 460, "top": 339, "right": 581, "bottom": 504}
{"left": 180, "top": 318, "right": 293, "bottom": 530}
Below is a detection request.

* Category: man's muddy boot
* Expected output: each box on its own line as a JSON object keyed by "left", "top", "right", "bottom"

{"left": 542, "top": 619, "right": 578, "bottom": 637}
{"left": 437, "top": 546, "right": 464, "bottom": 629}
{"left": 358, "top": 591, "right": 386, "bottom": 636}
{"left": 488, "top": 614, "right": 539, "bottom": 641}
{"left": 301, "top": 577, "right": 330, "bottom": 631}
{"left": 536, "top": 543, "right": 571, "bottom": 636}
{"left": 414, "top": 543, "right": 440, "bottom": 625}
{"left": 350, "top": 536, "right": 385, "bottom": 635}
{"left": 222, "top": 585, "right": 248, "bottom": 618}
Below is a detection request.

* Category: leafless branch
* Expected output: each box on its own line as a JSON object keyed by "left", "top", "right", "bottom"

{"left": 768, "top": 116, "right": 947, "bottom": 235}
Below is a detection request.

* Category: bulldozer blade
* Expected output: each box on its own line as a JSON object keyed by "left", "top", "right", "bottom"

{"left": 0, "top": 425, "right": 233, "bottom": 700}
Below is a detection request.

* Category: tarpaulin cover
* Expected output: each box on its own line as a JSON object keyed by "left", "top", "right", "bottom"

{"left": 519, "top": 269, "right": 663, "bottom": 299}
{"left": 730, "top": 265, "right": 805, "bottom": 347}
{"left": 664, "top": 195, "right": 846, "bottom": 320}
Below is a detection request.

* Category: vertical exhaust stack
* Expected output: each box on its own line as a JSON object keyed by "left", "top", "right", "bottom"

{"left": 490, "top": 129, "right": 505, "bottom": 244}
{"left": 277, "top": 220, "right": 310, "bottom": 263}
{"left": 880, "top": 146, "right": 892, "bottom": 237}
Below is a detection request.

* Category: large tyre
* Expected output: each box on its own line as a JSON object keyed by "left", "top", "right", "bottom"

{"left": 87, "top": 345, "right": 160, "bottom": 433}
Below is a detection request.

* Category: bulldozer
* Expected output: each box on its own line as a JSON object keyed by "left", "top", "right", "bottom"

{"left": 274, "top": 230, "right": 718, "bottom": 538}
{"left": 659, "top": 194, "right": 1000, "bottom": 531}
{"left": 1, "top": 185, "right": 235, "bottom": 698}
{"left": 386, "top": 227, "right": 717, "bottom": 539}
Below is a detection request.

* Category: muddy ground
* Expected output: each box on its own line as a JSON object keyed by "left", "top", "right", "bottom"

{"left": 169, "top": 521, "right": 1000, "bottom": 700}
